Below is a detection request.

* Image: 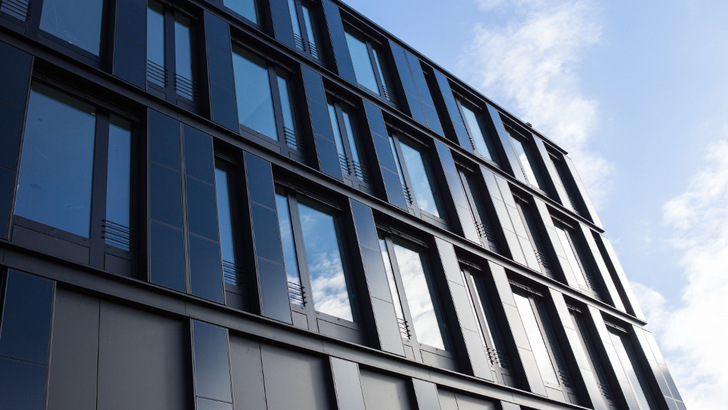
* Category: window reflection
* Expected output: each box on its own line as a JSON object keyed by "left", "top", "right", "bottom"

{"left": 389, "top": 135, "right": 444, "bottom": 219}
{"left": 345, "top": 31, "right": 393, "bottom": 103}
{"left": 40, "top": 0, "right": 104, "bottom": 55}
{"left": 105, "top": 117, "right": 132, "bottom": 250}
{"left": 233, "top": 47, "right": 277, "bottom": 139}
{"left": 215, "top": 166, "right": 240, "bottom": 286}
{"left": 609, "top": 329, "right": 655, "bottom": 409}
{"left": 275, "top": 193, "right": 303, "bottom": 301}
{"left": 458, "top": 103, "right": 496, "bottom": 162}
{"left": 224, "top": 0, "right": 258, "bottom": 23}
{"left": 508, "top": 130, "right": 545, "bottom": 190}
{"left": 513, "top": 292, "right": 560, "bottom": 386}
{"left": 327, "top": 101, "right": 368, "bottom": 186}
{"left": 555, "top": 225, "right": 590, "bottom": 291}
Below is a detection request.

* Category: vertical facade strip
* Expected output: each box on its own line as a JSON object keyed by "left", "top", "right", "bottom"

{"left": 321, "top": 0, "right": 356, "bottom": 82}
{"left": 330, "top": 357, "right": 366, "bottom": 410}
{"left": 268, "top": 0, "right": 296, "bottom": 50}
{"left": 192, "top": 320, "right": 234, "bottom": 409}
{"left": 563, "top": 156, "right": 603, "bottom": 228}
{"left": 412, "top": 378, "right": 443, "bottom": 410}
{"left": 388, "top": 39, "right": 428, "bottom": 126}
{"left": 113, "top": 0, "right": 147, "bottom": 88}
{"left": 203, "top": 11, "right": 239, "bottom": 131}
{"left": 634, "top": 327, "right": 686, "bottom": 409}
{"left": 579, "top": 224, "right": 625, "bottom": 310}
{"left": 598, "top": 235, "right": 645, "bottom": 319}
{"left": 486, "top": 104, "right": 521, "bottom": 178}
{"left": 533, "top": 138, "right": 571, "bottom": 208}
{"left": 435, "top": 141, "right": 479, "bottom": 243}
{"left": 406, "top": 53, "right": 443, "bottom": 135}
{"left": 480, "top": 168, "right": 527, "bottom": 265}
{"left": 432, "top": 69, "right": 471, "bottom": 149}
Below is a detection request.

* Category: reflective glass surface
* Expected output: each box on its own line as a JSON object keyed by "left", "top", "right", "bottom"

{"left": 223, "top": 0, "right": 258, "bottom": 23}
{"left": 371, "top": 47, "right": 391, "bottom": 99}
{"left": 297, "top": 202, "right": 353, "bottom": 321}
{"left": 215, "top": 168, "right": 236, "bottom": 270}
{"left": 40, "top": 0, "right": 103, "bottom": 55}
{"left": 105, "top": 117, "right": 131, "bottom": 249}
{"left": 287, "top": 0, "right": 301, "bottom": 37}
{"left": 174, "top": 14, "right": 193, "bottom": 83}
{"left": 342, "top": 111, "right": 362, "bottom": 168}
{"left": 276, "top": 74, "right": 297, "bottom": 141}
{"left": 513, "top": 293, "right": 559, "bottom": 386}
{"left": 345, "top": 32, "right": 378, "bottom": 94}
{"left": 509, "top": 133, "right": 540, "bottom": 186}
{"left": 232, "top": 48, "right": 277, "bottom": 140}
{"left": 275, "top": 194, "right": 302, "bottom": 290}
{"left": 555, "top": 227, "right": 589, "bottom": 289}
{"left": 301, "top": 5, "right": 318, "bottom": 52}
{"left": 460, "top": 105, "right": 493, "bottom": 161}
{"left": 392, "top": 242, "right": 444, "bottom": 349}
{"left": 328, "top": 104, "right": 346, "bottom": 158}
{"left": 378, "top": 239, "right": 405, "bottom": 322}
{"left": 610, "top": 332, "right": 652, "bottom": 410}
{"left": 15, "top": 84, "right": 96, "bottom": 237}
{"left": 147, "top": 2, "right": 165, "bottom": 86}
{"left": 399, "top": 142, "right": 441, "bottom": 217}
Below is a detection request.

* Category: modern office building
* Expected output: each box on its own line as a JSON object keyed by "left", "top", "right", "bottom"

{"left": 0, "top": 0, "right": 684, "bottom": 409}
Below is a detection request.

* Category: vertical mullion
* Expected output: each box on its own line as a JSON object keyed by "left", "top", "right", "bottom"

{"left": 89, "top": 113, "right": 110, "bottom": 268}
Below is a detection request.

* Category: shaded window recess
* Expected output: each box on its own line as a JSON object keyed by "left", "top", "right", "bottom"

{"left": 288, "top": 0, "right": 322, "bottom": 61}
{"left": 513, "top": 194, "right": 554, "bottom": 279}
{"left": 326, "top": 96, "right": 372, "bottom": 192}
{"left": 344, "top": 26, "right": 396, "bottom": 105}
{"left": 232, "top": 44, "right": 303, "bottom": 161}
{"left": 457, "top": 165, "right": 503, "bottom": 253}
{"left": 146, "top": 1, "right": 199, "bottom": 108}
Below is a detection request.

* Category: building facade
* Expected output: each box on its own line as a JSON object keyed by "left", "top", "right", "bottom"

{"left": 0, "top": 0, "right": 685, "bottom": 409}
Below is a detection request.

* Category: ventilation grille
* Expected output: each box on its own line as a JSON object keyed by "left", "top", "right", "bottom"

{"left": 338, "top": 153, "right": 369, "bottom": 183}
{"left": 283, "top": 126, "right": 301, "bottom": 151}
{"left": 486, "top": 346, "right": 510, "bottom": 370}
{"left": 288, "top": 280, "right": 304, "bottom": 306}
{"left": 146, "top": 60, "right": 167, "bottom": 88}
{"left": 223, "top": 260, "right": 243, "bottom": 286}
{"left": 0, "top": 0, "right": 30, "bottom": 21}
{"left": 102, "top": 220, "right": 132, "bottom": 251}
{"left": 174, "top": 73, "right": 196, "bottom": 102}
{"left": 397, "top": 317, "right": 410, "bottom": 340}
{"left": 475, "top": 221, "right": 500, "bottom": 253}
{"left": 293, "top": 33, "right": 320, "bottom": 60}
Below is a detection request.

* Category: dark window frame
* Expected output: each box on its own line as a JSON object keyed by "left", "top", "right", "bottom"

{"left": 456, "top": 163, "right": 503, "bottom": 253}
{"left": 343, "top": 25, "right": 396, "bottom": 105}
{"left": 453, "top": 93, "right": 501, "bottom": 165}
{"left": 11, "top": 78, "right": 140, "bottom": 277}
{"left": 325, "top": 95, "right": 372, "bottom": 193}
{"left": 287, "top": 0, "right": 322, "bottom": 61}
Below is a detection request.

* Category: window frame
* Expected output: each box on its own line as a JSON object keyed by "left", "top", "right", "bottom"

{"left": 274, "top": 184, "right": 360, "bottom": 338}
{"left": 288, "top": 0, "right": 322, "bottom": 61}
{"left": 146, "top": 0, "right": 199, "bottom": 110}
{"left": 454, "top": 95, "right": 500, "bottom": 165}
{"left": 513, "top": 194, "right": 555, "bottom": 279}
{"left": 456, "top": 164, "right": 502, "bottom": 253}
{"left": 344, "top": 26, "right": 396, "bottom": 105}
{"left": 11, "top": 79, "right": 139, "bottom": 277}
{"left": 326, "top": 95, "right": 372, "bottom": 192}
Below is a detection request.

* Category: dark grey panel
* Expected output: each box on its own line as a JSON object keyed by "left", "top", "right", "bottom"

{"left": 113, "top": 0, "right": 146, "bottom": 88}
{"left": 412, "top": 379, "right": 442, "bottom": 410}
{"left": 370, "top": 297, "right": 405, "bottom": 356}
{"left": 0, "top": 41, "right": 31, "bottom": 171}
{"left": 405, "top": 52, "right": 443, "bottom": 134}
{"left": 301, "top": 67, "right": 342, "bottom": 180}
{"left": 330, "top": 358, "right": 365, "bottom": 410}
{"left": 360, "top": 368, "right": 412, "bottom": 410}
{"left": 204, "top": 11, "right": 239, "bottom": 131}
{"left": 150, "top": 162, "right": 183, "bottom": 227}
{"left": 0, "top": 166, "right": 14, "bottom": 238}
{"left": 244, "top": 151, "right": 276, "bottom": 209}
{"left": 389, "top": 39, "right": 426, "bottom": 126}
{"left": 269, "top": 0, "right": 295, "bottom": 50}
{"left": 47, "top": 289, "right": 99, "bottom": 410}
{"left": 198, "top": 398, "right": 233, "bottom": 410}
{"left": 437, "top": 389, "right": 458, "bottom": 410}
{"left": 97, "top": 301, "right": 191, "bottom": 410}
{"left": 229, "top": 337, "right": 266, "bottom": 410}
{"left": 0, "top": 270, "right": 53, "bottom": 364}
{"left": 485, "top": 103, "right": 520, "bottom": 177}
{"left": 453, "top": 394, "right": 497, "bottom": 410}
{"left": 256, "top": 257, "right": 292, "bottom": 323}
{"left": 0, "top": 357, "right": 47, "bottom": 410}
{"left": 261, "top": 344, "right": 334, "bottom": 410}
{"left": 189, "top": 235, "right": 224, "bottom": 303}
{"left": 149, "top": 110, "right": 181, "bottom": 170}
{"left": 184, "top": 126, "right": 215, "bottom": 184}
{"left": 149, "top": 221, "right": 186, "bottom": 292}
{"left": 321, "top": 0, "right": 356, "bottom": 82}
{"left": 433, "top": 70, "right": 470, "bottom": 148}
{"left": 314, "top": 133, "right": 344, "bottom": 180}
{"left": 186, "top": 178, "right": 219, "bottom": 240}
{"left": 193, "top": 321, "right": 232, "bottom": 403}
{"left": 435, "top": 141, "right": 477, "bottom": 242}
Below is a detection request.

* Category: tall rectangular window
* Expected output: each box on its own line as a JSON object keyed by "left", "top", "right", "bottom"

{"left": 388, "top": 132, "right": 445, "bottom": 221}
{"left": 554, "top": 221, "right": 601, "bottom": 298}
{"left": 14, "top": 83, "right": 134, "bottom": 257}
{"left": 275, "top": 188, "right": 355, "bottom": 323}
{"left": 457, "top": 167, "right": 500, "bottom": 252}
{"left": 514, "top": 196, "right": 554, "bottom": 278}
{"left": 457, "top": 101, "right": 498, "bottom": 163}
{"left": 223, "top": 0, "right": 258, "bottom": 24}
{"left": 288, "top": 0, "right": 321, "bottom": 60}
{"left": 327, "top": 99, "right": 369, "bottom": 189}
{"left": 147, "top": 1, "right": 197, "bottom": 104}
{"left": 608, "top": 325, "right": 657, "bottom": 410}
{"left": 39, "top": 0, "right": 105, "bottom": 56}
{"left": 214, "top": 163, "right": 242, "bottom": 288}
{"left": 232, "top": 46, "right": 301, "bottom": 155}
{"left": 345, "top": 30, "right": 395, "bottom": 104}
{"left": 379, "top": 236, "right": 447, "bottom": 351}
{"left": 507, "top": 128, "right": 547, "bottom": 191}
{"left": 549, "top": 152, "right": 583, "bottom": 213}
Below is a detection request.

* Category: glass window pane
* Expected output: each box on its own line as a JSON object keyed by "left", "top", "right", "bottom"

{"left": 301, "top": 5, "right": 318, "bottom": 53}
{"left": 610, "top": 332, "right": 653, "bottom": 410}
{"left": 232, "top": 48, "right": 277, "bottom": 140}
{"left": 287, "top": 0, "right": 301, "bottom": 37}
{"left": 276, "top": 74, "right": 297, "bottom": 145}
{"left": 371, "top": 47, "right": 391, "bottom": 100}
{"left": 40, "top": 0, "right": 103, "bottom": 55}
{"left": 345, "top": 32, "right": 378, "bottom": 94}
{"left": 105, "top": 117, "right": 131, "bottom": 250}
{"left": 342, "top": 111, "right": 362, "bottom": 167}
{"left": 215, "top": 168, "right": 235, "bottom": 270}
{"left": 223, "top": 0, "right": 258, "bottom": 23}
{"left": 174, "top": 14, "right": 193, "bottom": 82}
{"left": 15, "top": 84, "right": 96, "bottom": 237}
{"left": 513, "top": 293, "right": 560, "bottom": 386}
{"left": 378, "top": 239, "right": 405, "bottom": 322}
{"left": 460, "top": 105, "right": 493, "bottom": 161}
{"left": 399, "top": 141, "right": 441, "bottom": 218}
{"left": 510, "top": 134, "right": 540, "bottom": 186}
{"left": 147, "top": 1, "right": 166, "bottom": 81}
{"left": 328, "top": 104, "right": 346, "bottom": 159}
{"left": 392, "top": 242, "right": 444, "bottom": 349}
{"left": 297, "top": 202, "right": 353, "bottom": 321}
{"left": 275, "top": 194, "right": 302, "bottom": 289}
{"left": 555, "top": 227, "right": 589, "bottom": 289}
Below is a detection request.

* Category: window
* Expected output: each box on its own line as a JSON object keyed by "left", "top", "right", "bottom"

{"left": 457, "top": 167, "right": 501, "bottom": 252}
{"left": 345, "top": 30, "right": 395, "bottom": 103}
{"left": 569, "top": 307, "right": 618, "bottom": 409}
{"left": 456, "top": 100, "right": 499, "bottom": 163}
{"left": 14, "top": 82, "right": 135, "bottom": 265}
{"left": 607, "top": 324, "right": 657, "bottom": 410}
{"left": 232, "top": 46, "right": 302, "bottom": 156}
{"left": 275, "top": 187, "right": 355, "bottom": 324}
{"left": 507, "top": 128, "right": 547, "bottom": 191}
{"left": 327, "top": 98, "right": 370, "bottom": 190}
{"left": 549, "top": 152, "right": 584, "bottom": 214}
{"left": 388, "top": 132, "right": 445, "bottom": 222}
{"left": 553, "top": 220, "right": 601, "bottom": 298}
{"left": 461, "top": 266, "right": 514, "bottom": 386}
{"left": 223, "top": 0, "right": 258, "bottom": 24}
{"left": 379, "top": 235, "right": 447, "bottom": 351}
{"left": 39, "top": 0, "right": 105, "bottom": 56}
{"left": 288, "top": 0, "right": 321, "bottom": 60}
{"left": 514, "top": 195, "right": 554, "bottom": 278}
{"left": 214, "top": 160, "right": 244, "bottom": 294}
{"left": 147, "top": 1, "right": 197, "bottom": 105}
{"left": 513, "top": 286, "right": 579, "bottom": 404}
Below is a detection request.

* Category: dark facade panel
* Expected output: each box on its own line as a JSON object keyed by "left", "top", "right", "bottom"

{"left": 361, "top": 368, "right": 413, "bottom": 410}
{"left": 411, "top": 379, "right": 442, "bottom": 410}
{"left": 193, "top": 320, "right": 233, "bottom": 404}
{"left": 0, "top": 357, "right": 47, "bottom": 410}
{"left": 113, "top": 0, "right": 146, "bottom": 88}
{"left": 389, "top": 39, "right": 428, "bottom": 126}
{"left": 229, "top": 337, "right": 267, "bottom": 410}
{"left": 330, "top": 357, "right": 366, "bottom": 410}
{"left": 301, "top": 65, "right": 343, "bottom": 180}
{"left": 435, "top": 141, "right": 479, "bottom": 242}
{"left": 433, "top": 69, "right": 471, "bottom": 148}
{"left": 406, "top": 53, "right": 443, "bottom": 135}
{"left": 269, "top": 0, "right": 296, "bottom": 50}
{"left": 204, "top": 11, "right": 239, "bottom": 131}
{"left": 485, "top": 103, "right": 521, "bottom": 177}
{"left": 260, "top": 344, "right": 334, "bottom": 410}
{"left": 321, "top": 0, "right": 356, "bottom": 82}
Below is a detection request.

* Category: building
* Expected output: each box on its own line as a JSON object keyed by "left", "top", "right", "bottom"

{"left": 0, "top": 0, "right": 685, "bottom": 409}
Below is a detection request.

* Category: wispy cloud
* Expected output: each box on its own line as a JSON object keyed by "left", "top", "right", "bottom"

{"left": 459, "top": 0, "right": 612, "bottom": 206}
{"left": 634, "top": 133, "right": 728, "bottom": 409}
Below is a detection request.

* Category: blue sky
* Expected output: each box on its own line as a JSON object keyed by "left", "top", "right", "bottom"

{"left": 342, "top": 0, "right": 728, "bottom": 407}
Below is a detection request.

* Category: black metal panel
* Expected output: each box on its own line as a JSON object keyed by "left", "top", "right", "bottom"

{"left": 330, "top": 358, "right": 365, "bottom": 410}
{"left": 268, "top": 0, "right": 296, "bottom": 50}
{"left": 47, "top": 289, "right": 99, "bottom": 410}
{"left": 113, "top": 0, "right": 146, "bottom": 88}
{"left": 229, "top": 337, "right": 267, "bottom": 410}
{"left": 149, "top": 221, "right": 186, "bottom": 292}
{"left": 362, "top": 101, "right": 407, "bottom": 209}
{"left": 0, "top": 357, "right": 47, "bottom": 410}
{"left": 388, "top": 39, "right": 427, "bottom": 126}
{"left": 433, "top": 70, "right": 471, "bottom": 148}
{"left": 193, "top": 321, "right": 232, "bottom": 403}
{"left": 406, "top": 52, "right": 443, "bottom": 135}
{"left": 435, "top": 141, "right": 478, "bottom": 242}
{"left": 203, "top": 11, "right": 239, "bottom": 131}
{"left": 0, "top": 270, "right": 53, "bottom": 364}
{"left": 184, "top": 125, "right": 216, "bottom": 184}
{"left": 189, "top": 235, "right": 224, "bottom": 303}
{"left": 486, "top": 103, "right": 521, "bottom": 176}
{"left": 149, "top": 111, "right": 182, "bottom": 170}
{"left": 244, "top": 152, "right": 292, "bottom": 324}
{"left": 321, "top": 0, "right": 356, "bottom": 83}
{"left": 260, "top": 344, "right": 334, "bottom": 410}
{"left": 0, "top": 167, "right": 14, "bottom": 239}
{"left": 300, "top": 66, "right": 342, "bottom": 180}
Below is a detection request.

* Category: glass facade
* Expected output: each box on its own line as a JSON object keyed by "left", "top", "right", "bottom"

{"left": 40, "top": 0, "right": 104, "bottom": 55}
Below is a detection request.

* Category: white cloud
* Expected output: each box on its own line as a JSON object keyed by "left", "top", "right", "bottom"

{"left": 460, "top": 0, "right": 613, "bottom": 206}
{"left": 633, "top": 137, "right": 728, "bottom": 409}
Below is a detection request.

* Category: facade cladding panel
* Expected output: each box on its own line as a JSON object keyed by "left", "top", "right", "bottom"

{"left": 0, "top": 0, "right": 683, "bottom": 409}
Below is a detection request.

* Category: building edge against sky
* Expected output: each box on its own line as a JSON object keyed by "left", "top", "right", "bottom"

{"left": 0, "top": 0, "right": 684, "bottom": 409}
